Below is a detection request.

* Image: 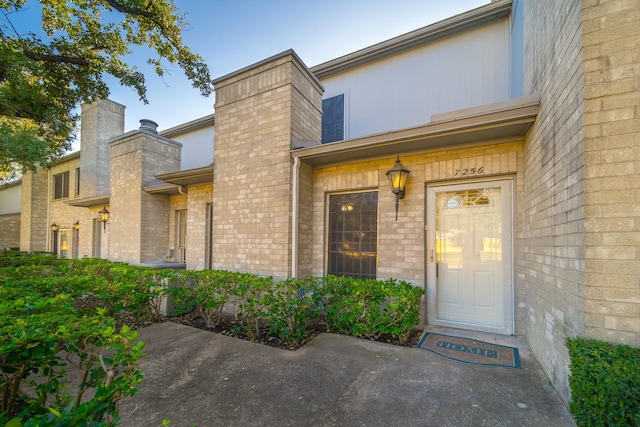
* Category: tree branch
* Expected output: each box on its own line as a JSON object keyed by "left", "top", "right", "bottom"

{"left": 22, "top": 50, "right": 92, "bottom": 66}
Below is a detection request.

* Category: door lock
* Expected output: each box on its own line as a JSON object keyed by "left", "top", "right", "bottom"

{"left": 429, "top": 249, "right": 434, "bottom": 263}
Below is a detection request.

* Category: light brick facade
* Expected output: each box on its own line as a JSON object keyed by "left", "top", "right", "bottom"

{"left": 2, "top": 0, "right": 638, "bottom": 407}
{"left": 212, "top": 51, "right": 322, "bottom": 279}
{"left": 109, "top": 128, "right": 181, "bottom": 264}
{"left": 0, "top": 214, "right": 20, "bottom": 249}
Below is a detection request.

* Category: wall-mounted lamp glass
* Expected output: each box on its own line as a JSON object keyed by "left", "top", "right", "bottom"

{"left": 50, "top": 222, "right": 59, "bottom": 232}
{"left": 98, "top": 206, "right": 110, "bottom": 231}
{"left": 386, "top": 156, "right": 411, "bottom": 221}
{"left": 73, "top": 221, "right": 80, "bottom": 230}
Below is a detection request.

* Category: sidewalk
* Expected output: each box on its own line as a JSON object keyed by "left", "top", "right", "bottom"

{"left": 119, "top": 322, "right": 575, "bottom": 427}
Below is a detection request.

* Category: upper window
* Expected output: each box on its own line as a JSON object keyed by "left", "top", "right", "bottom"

{"left": 327, "top": 191, "right": 378, "bottom": 279}
{"left": 74, "top": 168, "right": 80, "bottom": 196}
{"left": 53, "top": 171, "right": 69, "bottom": 200}
{"left": 322, "top": 94, "right": 344, "bottom": 144}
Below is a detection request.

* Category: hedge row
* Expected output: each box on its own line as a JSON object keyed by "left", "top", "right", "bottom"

{"left": 1, "top": 253, "right": 424, "bottom": 424}
{"left": 567, "top": 337, "right": 640, "bottom": 427}
{"left": 172, "top": 271, "right": 424, "bottom": 347}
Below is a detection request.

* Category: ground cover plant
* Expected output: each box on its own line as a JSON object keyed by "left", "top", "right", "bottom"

{"left": 0, "top": 251, "right": 424, "bottom": 425}
{"left": 567, "top": 337, "right": 640, "bottom": 427}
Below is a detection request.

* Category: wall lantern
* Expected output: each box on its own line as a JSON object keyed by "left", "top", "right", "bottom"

{"left": 98, "top": 206, "right": 110, "bottom": 231}
{"left": 386, "top": 156, "right": 411, "bottom": 221}
{"left": 73, "top": 221, "right": 80, "bottom": 230}
{"left": 50, "top": 222, "right": 59, "bottom": 232}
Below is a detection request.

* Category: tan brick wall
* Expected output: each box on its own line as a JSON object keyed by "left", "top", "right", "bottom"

{"left": 109, "top": 132, "right": 180, "bottom": 263}
{"left": 79, "top": 100, "right": 125, "bottom": 198}
{"left": 582, "top": 0, "right": 640, "bottom": 346}
{"left": 20, "top": 169, "right": 49, "bottom": 252}
{"left": 309, "top": 143, "right": 523, "bottom": 287}
{"left": 185, "top": 183, "right": 213, "bottom": 270}
{"left": 0, "top": 213, "right": 20, "bottom": 249}
{"left": 212, "top": 52, "right": 322, "bottom": 279}
{"left": 521, "top": 0, "right": 585, "bottom": 403}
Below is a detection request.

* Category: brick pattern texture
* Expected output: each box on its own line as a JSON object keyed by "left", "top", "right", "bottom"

{"left": 212, "top": 52, "right": 322, "bottom": 279}
{"left": 582, "top": 0, "right": 640, "bottom": 345}
{"left": 0, "top": 214, "right": 20, "bottom": 249}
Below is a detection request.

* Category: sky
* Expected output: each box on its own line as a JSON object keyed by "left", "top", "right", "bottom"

{"left": 9, "top": 0, "right": 488, "bottom": 147}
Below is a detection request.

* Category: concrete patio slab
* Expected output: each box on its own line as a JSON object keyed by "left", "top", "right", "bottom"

{"left": 119, "top": 322, "right": 575, "bottom": 427}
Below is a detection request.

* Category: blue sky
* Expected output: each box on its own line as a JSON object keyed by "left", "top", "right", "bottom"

{"left": 10, "top": 1, "right": 488, "bottom": 142}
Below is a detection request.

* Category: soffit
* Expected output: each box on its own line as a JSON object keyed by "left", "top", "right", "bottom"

{"left": 155, "top": 164, "right": 214, "bottom": 187}
{"left": 64, "top": 194, "right": 110, "bottom": 207}
{"left": 292, "top": 96, "right": 539, "bottom": 167}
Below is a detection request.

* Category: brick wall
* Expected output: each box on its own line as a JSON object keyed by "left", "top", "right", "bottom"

{"left": 0, "top": 214, "right": 20, "bottom": 249}
{"left": 212, "top": 51, "right": 322, "bottom": 279}
{"left": 185, "top": 183, "right": 213, "bottom": 270}
{"left": 521, "top": 0, "right": 585, "bottom": 403}
{"left": 582, "top": 0, "right": 640, "bottom": 346}
{"left": 79, "top": 100, "right": 125, "bottom": 198}
{"left": 109, "top": 131, "right": 180, "bottom": 263}
{"left": 310, "top": 142, "right": 524, "bottom": 287}
{"left": 20, "top": 169, "right": 49, "bottom": 252}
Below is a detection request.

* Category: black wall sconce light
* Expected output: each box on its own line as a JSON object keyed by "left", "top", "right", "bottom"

{"left": 98, "top": 206, "right": 110, "bottom": 231}
{"left": 73, "top": 220, "right": 80, "bottom": 230}
{"left": 386, "top": 156, "right": 411, "bottom": 221}
{"left": 50, "top": 222, "right": 59, "bottom": 254}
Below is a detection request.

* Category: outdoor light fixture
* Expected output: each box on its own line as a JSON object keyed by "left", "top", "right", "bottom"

{"left": 98, "top": 206, "right": 110, "bottom": 231}
{"left": 73, "top": 221, "right": 80, "bottom": 230}
{"left": 50, "top": 222, "right": 59, "bottom": 232}
{"left": 386, "top": 156, "right": 411, "bottom": 221}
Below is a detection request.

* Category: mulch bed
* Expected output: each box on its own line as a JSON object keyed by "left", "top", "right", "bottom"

{"left": 166, "top": 312, "right": 422, "bottom": 351}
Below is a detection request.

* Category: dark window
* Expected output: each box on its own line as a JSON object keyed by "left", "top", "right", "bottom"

{"left": 322, "top": 94, "right": 344, "bottom": 144}
{"left": 53, "top": 171, "right": 69, "bottom": 199}
{"left": 75, "top": 168, "right": 80, "bottom": 196}
{"left": 327, "top": 191, "right": 378, "bottom": 279}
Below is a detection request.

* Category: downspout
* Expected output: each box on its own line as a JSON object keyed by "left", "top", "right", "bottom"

{"left": 46, "top": 167, "right": 51, "bottom": 252}
{"left": 178, "top": 185, "right": 187, "bottom": 195}
{"left": 291, "top": 156, "right": 300, "bottom": 278}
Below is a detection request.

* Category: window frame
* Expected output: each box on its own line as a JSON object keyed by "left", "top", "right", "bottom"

{"left": 53, "top": 171, "right": 70, "bottom": 200}
{"left": 325, "top": 190, "right": 379, "bottom": 279}
{"left": 321, "top": 93, "right": 346, "bottom": 144}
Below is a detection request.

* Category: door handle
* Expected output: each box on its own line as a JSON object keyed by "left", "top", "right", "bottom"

{"left": 429, "top": 249, "right": 434, "bottom": 263}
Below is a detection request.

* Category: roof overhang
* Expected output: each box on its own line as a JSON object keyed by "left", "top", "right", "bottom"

{"left": 143, "top": 182, "right": 183, "bottom": 195}
{"left": 292, "top": 96, "right": 539, "bottom": 167}
{"left": 154, "top": 164, "right": 214, "bottom": 187}
{"left": 65, "top": 194, "right": 110, "bottom": 207}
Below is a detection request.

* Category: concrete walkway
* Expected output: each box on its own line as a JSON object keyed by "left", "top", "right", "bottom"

{"left": 119, "top": 322, "right": 575, "bottom": 427}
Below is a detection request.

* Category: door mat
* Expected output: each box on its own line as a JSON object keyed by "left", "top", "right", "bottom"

{"left": 417, "top": 332, "right": 520, "bottom": 369}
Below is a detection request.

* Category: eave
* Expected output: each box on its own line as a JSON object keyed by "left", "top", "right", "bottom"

{"left": 292, "top": 96, "right": 539, "bottom": 167}
{"left": 155, "top": 164, "right": 214, "bottom": 187}
{"left": 65, "top": 194, "right": 110, "bottom": 207}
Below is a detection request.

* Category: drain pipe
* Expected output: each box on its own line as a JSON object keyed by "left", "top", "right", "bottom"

{"left": 291, "top": 156, "right": 300, "bottom": 278}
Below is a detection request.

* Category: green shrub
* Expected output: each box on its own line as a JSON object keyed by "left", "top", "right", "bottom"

{"left": 321, "top": 275, "right": 422, "bottom": 342}
{"left": 0, "top": 294, "right": 144, "bottom": 426}
{"left": 261, "top": 277, "right": 324, "bottom": 347}
{"left": 567, "top": 337, "right": 640, "bottom": 427}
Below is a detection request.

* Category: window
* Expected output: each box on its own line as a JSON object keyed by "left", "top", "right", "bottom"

{"left": 75, "top": 168, "right": 80, "bottom": 196}
{"left": 53, "top": 171, "right": 69, "bottom": 199}
{"left": 327, "top": 191, "right": 378, "bottom": 279}
{"left": 205, "top": 204, "right": 214, "bottom": 269}
{"left": 322, "top": 94, "right": 344, "bottom": 144}
{"left": 175, "top": 210, "right": 187, "bottom": 263}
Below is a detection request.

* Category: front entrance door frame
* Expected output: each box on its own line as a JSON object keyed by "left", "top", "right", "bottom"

{"left": 426, "top": 177, "right": 515, "bottom": 335}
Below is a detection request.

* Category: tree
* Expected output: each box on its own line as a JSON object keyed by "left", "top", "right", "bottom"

{"left": 0, "top": 0, "right": 212, "bottom": 181}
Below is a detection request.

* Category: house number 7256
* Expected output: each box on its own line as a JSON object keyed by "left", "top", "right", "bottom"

{"left": 454, "top": 167, "right": 484, "bottom": 177}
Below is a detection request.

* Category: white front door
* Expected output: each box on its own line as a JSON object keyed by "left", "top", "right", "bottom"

{"left": 426, "top": 179, "right": 513, "bottom": 334}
